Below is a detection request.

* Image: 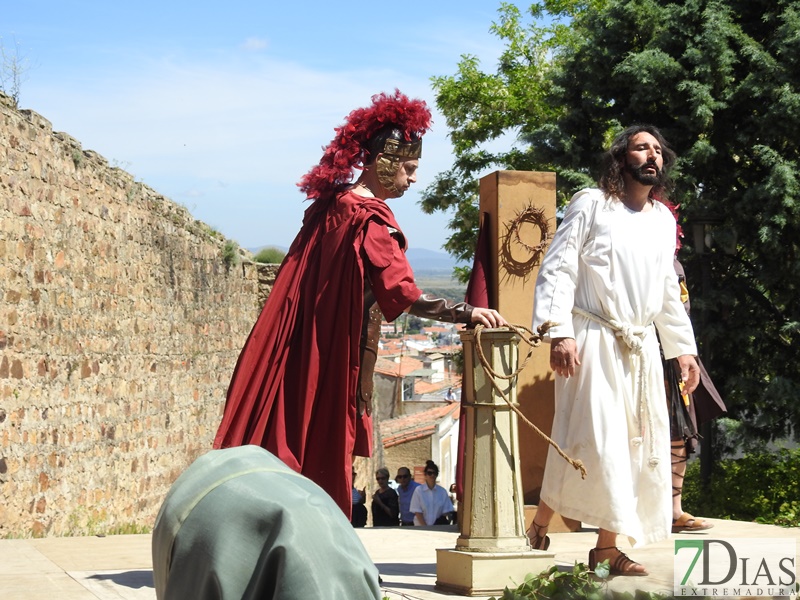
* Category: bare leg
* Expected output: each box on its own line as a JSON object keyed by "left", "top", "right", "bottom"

{"left": 670, "top": 440, "right": 713, "bottom": 532}
{"left": 596, "top": 528, "right": 617, "bottom": 550}
{"left": 532, "top": 501, "right": 554, "bottom": 526}
{"left": 671, "top": 441, "right": 687, "bottom": 519}
{"left": 591, "top": 529, "right": 648, "bottom": 575}
{"left": 527, "top": 501, "right": 554, "bottom": 550}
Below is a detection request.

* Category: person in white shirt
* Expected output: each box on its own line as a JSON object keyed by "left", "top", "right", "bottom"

{"left": 409, "top": 460, "right": 454, "bottom": 526}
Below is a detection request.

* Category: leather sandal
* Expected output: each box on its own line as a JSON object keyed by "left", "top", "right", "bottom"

{"left": 526, "top": 520, "right": 550, "bottom": 551}
{"left": 588, "top": 546, "right": 648, "bottom": 576}
{"left": 672, "top": 512, "right": 713, "bottom": 533}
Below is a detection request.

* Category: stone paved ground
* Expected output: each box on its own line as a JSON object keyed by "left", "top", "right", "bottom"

{"left": 0, "top": 519, "right": 797, "bottom": 599}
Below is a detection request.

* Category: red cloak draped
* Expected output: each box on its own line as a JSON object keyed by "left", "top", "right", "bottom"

{"left": 214, "top": 190, "right": 421, "bottom": 516}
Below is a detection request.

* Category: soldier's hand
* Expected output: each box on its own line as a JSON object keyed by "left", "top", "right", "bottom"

{"left": 470, "top": 307, "right": 507, "bottom": 328}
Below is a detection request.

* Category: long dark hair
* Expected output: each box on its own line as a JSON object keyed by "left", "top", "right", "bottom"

{"left": 598, "top": 125, "right": 676, "bottom": 201}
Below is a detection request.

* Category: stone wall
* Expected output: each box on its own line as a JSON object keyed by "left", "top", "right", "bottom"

{"left": 0, "top": 92, "right": 266, "bottom": 537}
{"left": 384, "top": 436, "right": 430, "bottom": 483}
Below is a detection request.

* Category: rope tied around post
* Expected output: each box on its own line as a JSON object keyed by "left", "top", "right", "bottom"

{"left": 471, "top": 322, "right": 588, "bottom": 480}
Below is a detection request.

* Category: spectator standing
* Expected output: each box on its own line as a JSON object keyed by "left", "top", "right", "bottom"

{"left": 351, "top": 469, "right": 367, "bottom": 528}
{"left": 371, "top": 468, "right": 399, "bottom": 526}
{"left": 410, "top": 460, "right": 454, "bottom": 526}
{"left": 394, "top": 467, "right": 421, "bottom": 526}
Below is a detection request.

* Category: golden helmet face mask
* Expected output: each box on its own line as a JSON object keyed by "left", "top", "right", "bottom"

{"left": 375, "top": 137, "right": 422, "bottom": 196}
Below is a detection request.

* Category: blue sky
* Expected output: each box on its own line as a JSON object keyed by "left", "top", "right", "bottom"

{"left": 2, "top": 1, "right": 511, "bottom": 252}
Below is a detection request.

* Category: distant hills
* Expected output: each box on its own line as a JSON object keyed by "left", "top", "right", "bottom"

{"left": 405, "top": 248, "right": 465, "bottom": 277}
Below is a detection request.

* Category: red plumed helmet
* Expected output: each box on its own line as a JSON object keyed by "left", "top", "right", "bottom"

{"left": 298, "top": 90, "right": 432, "bottom": 200}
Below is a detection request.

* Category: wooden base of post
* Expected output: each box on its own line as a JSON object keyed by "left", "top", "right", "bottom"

{"left": 436, "top": 547, "right": 555, "bottom": 596}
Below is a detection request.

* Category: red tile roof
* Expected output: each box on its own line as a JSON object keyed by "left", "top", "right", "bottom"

{"left": 378, "top": 339, "right": 406, "bottom": 356}
{"left": 374, "top": 356, "right": 424, "bottom": 378}
{"left": 413, "top": 377, "right": 461, "bottom": 395}
{"left": 405, "top": 333, "right": 432, "bottom": 342}
{"left": 424, "top": 325, "right": 452, "bottom": 334}
{"left": 381, "top": 402, "right": 461, "bottom": 448}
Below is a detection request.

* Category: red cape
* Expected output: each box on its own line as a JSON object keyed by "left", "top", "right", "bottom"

{"left": 214, "top": 191, "right": 420, "bottom": 516}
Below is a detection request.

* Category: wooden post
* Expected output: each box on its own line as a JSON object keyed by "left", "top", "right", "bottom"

{"left": 455, "top": 329, "right": 529, "bottom": 552}
{"left": 477, "top": 172, "right": 554, "bottom": 502}
{"left": 436, "top": 329, "right": 553, "bottom": 596}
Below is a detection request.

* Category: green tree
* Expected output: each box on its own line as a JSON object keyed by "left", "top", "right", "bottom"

{"left": 423, "top": 0, "right": 800, "bottom": 443}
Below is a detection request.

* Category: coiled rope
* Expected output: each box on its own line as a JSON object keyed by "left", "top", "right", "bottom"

{"left": 471, "top": 322, "right": 587, "bottom": 479}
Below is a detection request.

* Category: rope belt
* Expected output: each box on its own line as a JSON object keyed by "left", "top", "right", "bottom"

{"left": 571, "top": 306, "right": 660, "bottom": 469}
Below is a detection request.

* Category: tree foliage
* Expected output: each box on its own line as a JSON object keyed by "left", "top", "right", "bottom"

{"left": 422, "top": 0, "right": 800, "bottom": 442}
{"left": 683, "top": 446, "right": 800, "bottom": 526}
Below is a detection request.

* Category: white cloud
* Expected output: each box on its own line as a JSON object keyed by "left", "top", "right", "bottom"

{"left": 240, "top": 37, "right": 268, "bottom": 52}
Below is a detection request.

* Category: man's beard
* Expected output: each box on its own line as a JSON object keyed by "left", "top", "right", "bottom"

{"left": 626, "top": 161, "right": 663, "bottom": 186}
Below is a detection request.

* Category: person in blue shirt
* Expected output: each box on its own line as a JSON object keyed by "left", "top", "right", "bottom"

{"left": 394, "top": 467, "right": 421, "bottom": 526}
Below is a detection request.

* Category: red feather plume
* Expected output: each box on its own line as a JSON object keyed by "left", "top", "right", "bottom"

{"left": 298, "top": 90, "right": 432, "bottom": 200}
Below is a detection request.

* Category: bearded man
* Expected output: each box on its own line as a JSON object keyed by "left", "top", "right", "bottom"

{"left": 528, "top": 125, "right": 700, "bottom": 576}
{"left": 214, "top": 90, "right": 505, "bottom": 516}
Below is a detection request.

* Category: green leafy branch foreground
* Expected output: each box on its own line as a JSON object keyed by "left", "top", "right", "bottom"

{"left": 488, "top": 562, "right": 671, "bottom": 600}
{"left": 381, "top": 562, "right": 651, "bottom": 600}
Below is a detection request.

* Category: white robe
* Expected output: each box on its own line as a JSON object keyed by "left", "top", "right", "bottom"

{"left": 533, "top": 188, "right": 697, "bottom": 547}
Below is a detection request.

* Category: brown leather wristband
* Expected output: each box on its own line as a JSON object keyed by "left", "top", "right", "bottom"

{"left": 408, "top": 293, "right": 474, "bottom": 324}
